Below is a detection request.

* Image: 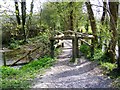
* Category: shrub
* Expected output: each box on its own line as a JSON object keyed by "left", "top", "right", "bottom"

{"left": 80, "top": 44, "right": 91, "bottom": 58}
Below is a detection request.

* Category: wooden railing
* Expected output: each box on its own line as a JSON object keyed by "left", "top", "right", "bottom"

{"left": 1, "top": 46, "right": 41, "bottom": 66}
{"left": 50, "top": 30, "right": 95, "bottom": 62}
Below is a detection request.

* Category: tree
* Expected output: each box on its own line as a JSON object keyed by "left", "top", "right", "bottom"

{"left": 14, "top": 0, "right": 21, "bottom": 25}
{"left": 69, "top": 2, "right": 73, "bottom": 31}
{"left": 98, "top": 0, "right": 107, "bottom": 49}
{"left": 21, "top": 0, "right": 26, "bottom": 42}
{"left": 101, "top": 1, "right": 107, "bottom": 25}
{"left": 106, "top": 1, "right": 119, "bottom": 63}
{"left": 118, "top": 17, "right": 120, "bottom": 69}
{"left": 85, "top": 1, "right": 97, "bottom": 43}
{"left": 117, "top": 3, "right": 120, "bottom": 69}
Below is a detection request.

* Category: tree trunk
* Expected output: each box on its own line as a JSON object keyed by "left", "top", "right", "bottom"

{"left": 99, "top": 1, "right": 107, "bottom": 49}
{"left": 69, "top": 2, "right": 74, "bottom": 31}
{"left": 14, "top": 1, "right": 21, "bottom": 25}
{"left": 29, "top": 0, "right": 34, "bottom": 24}
{"left": 85, "top": 1, "right": 97, "bottom": 43}
{"left": 27, "top": 0, "right": 34, "bottom": 38}
{"left": 106, "top": 1, "right": 118, "bottom": 63}
{"left": 118, "top": 33, "right": 120, "bottom": 69}
{"left": 101, "top": 1, "right": 107, "bottom": 25}
{"left": 21, "top": 0, "right": 27, "bottom": 42}
{"left": 117, "top": 12, "right": 120, "bottom": 69}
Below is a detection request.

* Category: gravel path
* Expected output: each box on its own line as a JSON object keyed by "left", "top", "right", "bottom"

{"left": 32, "top": 40, "right": 113, "bottom": 88}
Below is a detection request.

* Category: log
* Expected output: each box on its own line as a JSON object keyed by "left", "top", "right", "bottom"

{"left": 7, "top": 62, "right": 29, "bottom": 66}
{"left": 11, "top": 46, "right": 41, "bottom": 66}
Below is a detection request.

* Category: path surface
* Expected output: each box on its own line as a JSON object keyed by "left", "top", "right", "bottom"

{"left": 32, "top": 40, "right": 113, "bottom": 88}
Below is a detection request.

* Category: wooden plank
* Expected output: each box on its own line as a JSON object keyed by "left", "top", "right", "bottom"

{"left": 80, "top": 39, "right": 91, "bottom": 46}
{"left": 11, "top": 51, "right": 31, "bottom": 66}
{"left": 77, "top": 35, "right": 94, "bottom": 39}
{"left": 11, "top": 47, "right": 40, "bottom": 66}
{"left": 54, "top": 35, "right": 74, "bottom": 40}
{"left": 7, "top": 62, "right": 29, "bottom": 66}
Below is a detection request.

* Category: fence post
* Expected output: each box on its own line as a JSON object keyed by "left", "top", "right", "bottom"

{"left": 91, "top": 39, "right": 94, "bottom": 58}
{"left": 72, "top": 37, "right": 76, "bottom": 62}
{"left": 50, "top": 39, "right": 55, "bottom": 58}
{"left": 75, "top": 35, "right": 79, "bottom": 58}
{"left": 62, "top": 41, "right": 64, "bottom": 47}
{"left": 3, "top": 52, "right": 6, "bottom": 66}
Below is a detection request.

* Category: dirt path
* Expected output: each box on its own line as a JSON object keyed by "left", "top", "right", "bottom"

{"left": 32, "top": 40, "right": 113, "bottom": 88}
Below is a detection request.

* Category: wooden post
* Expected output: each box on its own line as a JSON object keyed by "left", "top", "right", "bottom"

{"left": 75, "top": 35, "right": 79, "bottom": 58}
{"left": 80, "top": 29, "right": 83, "bottom": 45}
{"left": 91, "top": 39, "right": 94, "bottom": 58}
{"left": 3, "top": 52, "right": 6, "bottom": 66}
{"left": 50, "top": 39, "right": 55, "bottom": 58}
{"left": 62, "top": 41, "right": 64, "bottom": 47}
{"left": 72, "top": 37, "right": 76, "bottom": 62}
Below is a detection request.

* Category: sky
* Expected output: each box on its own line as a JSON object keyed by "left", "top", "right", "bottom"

{"left": 0, "top": 0, "right": 119, "bottom": 18}
{"left": 0, "top": 0, "right": 46, "bottom": 15}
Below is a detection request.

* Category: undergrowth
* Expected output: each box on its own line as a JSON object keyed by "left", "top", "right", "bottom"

{"left": 80, "top": 44, "right": 116, "bottom": 71}
{"left": 80, "top": 44, "right": 120, "bottom": 88}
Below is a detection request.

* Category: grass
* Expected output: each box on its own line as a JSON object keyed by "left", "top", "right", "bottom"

{"left": 1, "top": 56, "right": 55, "bottom": 89}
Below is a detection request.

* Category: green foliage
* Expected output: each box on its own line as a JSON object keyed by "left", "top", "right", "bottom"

{"left": 41, "top": 2, "right": 85, "bottom": 31}
{"left": 1, "top": 57, "right": 55, "bottom": 89}
{"left": 9, "top": 39, "right": 25, "bottom": 49}
{"left": 80, "top": 44, "right": 111, "bottom": 62}
{"left": 1, "top": 67, "right": 21, "bottom": 79}
{"left": 21, "top": 57, "right": 54, "bottom": 72}
{"left": 80, "top": 44, "right": 116, "bottom": 71}
{"left": 80, "top": 44, "right": 91, "bottom": 58}
{"left": 93, "top": 49, "right": 104, "bottom": 60}
{"left": 101, "top": 62, "right": 116, "bottom": 71}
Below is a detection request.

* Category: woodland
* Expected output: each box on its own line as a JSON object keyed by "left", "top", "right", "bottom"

{"left": 0, "top": 0, "right": 120, "bottom": 89}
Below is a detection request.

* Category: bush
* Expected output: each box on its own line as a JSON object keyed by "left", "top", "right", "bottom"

{"left": 80, "top": 44, "right": 91, "bottom": 58}
{"left": 101, "top": 62, "right": 116, "bottom": 71}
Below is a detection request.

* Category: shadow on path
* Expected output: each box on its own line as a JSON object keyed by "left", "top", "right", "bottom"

{"left": 32, "top": 40, "right": 113, "bottom": 88}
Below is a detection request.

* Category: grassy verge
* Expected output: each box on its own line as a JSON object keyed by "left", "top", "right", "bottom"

{"left": 80, "top": 44, "right": 120, "bottom": 88}
{"left": 80, "top": 44, "right": 116, "bottom": 71}
{"left": 0, "top": 56, "right": 55, "bottom": 90}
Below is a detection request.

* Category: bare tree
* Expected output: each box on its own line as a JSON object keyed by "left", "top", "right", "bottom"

{"left": 101, "top": 0, "right": 107, "bottom": 24}
{"left": 117, "top": 3, "right": 120, "bottom": 69}
{"left": 85, "top": 1, "right": 97, "bottom": 42}
{"left": 14, "top": 0, "right": 21, "bottom": 25}
{"left": 106, "top": 1, "right": 119, "bottom": 63}
{"left": 21, "top": 0, "right": 26, "bottom": 42}
{"left": 69, "top": 2, "right": 74, "bottom": 31}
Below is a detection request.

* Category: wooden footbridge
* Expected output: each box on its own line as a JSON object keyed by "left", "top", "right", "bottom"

{"left": 1, "top": 30, "right": 95, "bottom": 66}
{"left": 50, "top": 30, "right": 94, "bottom": 62}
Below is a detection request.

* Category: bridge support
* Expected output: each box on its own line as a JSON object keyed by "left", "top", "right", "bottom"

{"left": 50, "top": 39, "right": 55, "bottom": 58}
{"left": 90, "top": 39, "right": 94, "bottom": 58}
{"left": 72, "top": 38, "right": 76, "bottom": 62}
{"left": 72, "top": 37, "right": 79, "bottom": 62}
{"left": 75, "top": 35, "right": 79, "bottom": 58}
